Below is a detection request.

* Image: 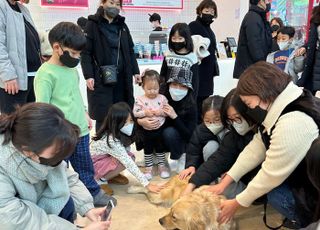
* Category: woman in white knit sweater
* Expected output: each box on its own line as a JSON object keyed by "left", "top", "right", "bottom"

{"left": 209, "top": 62, "right": 319, "bottom": 227}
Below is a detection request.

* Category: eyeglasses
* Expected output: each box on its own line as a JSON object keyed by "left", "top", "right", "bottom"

{"left": 227, "top": 116, "right": 243, "bottom": 125}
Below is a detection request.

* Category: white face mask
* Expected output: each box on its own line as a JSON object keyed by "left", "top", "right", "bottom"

{"left": 169, "top": 88, "right": 188, "bottom": 101}
{"left": 120, "top": 123, "right": 134, "bottom": 136}
{"left": 278, "top": 41, "right": 290, "bottom": 51}
{"left": 232, "top": 119, "right": 251, "bottom": 136}
{"left": 206, "top": 123, "right": 224, "bottom": 135}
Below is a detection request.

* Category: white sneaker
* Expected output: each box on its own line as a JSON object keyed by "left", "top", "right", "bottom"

{"left": 177, "top": 153, "right": 186, "bottom": 173}
{"left": 158, "top": 165, "right": 170, "bottom": 179}
{"left": 144, "top": 166, "right": 153, "bottom": 180}
{"left": 97, "top": 178, "right": 108, "bottom": 185}
{"left": 168, "top": 158, "right": 178, "bottom": 172}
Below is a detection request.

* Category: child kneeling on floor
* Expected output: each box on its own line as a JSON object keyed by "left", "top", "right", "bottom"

{"left": 179, "top": 95, "right": 226, "bottom": 179}
{"left": 90, "top": 102, "right": 163, "bottom": 195}
{"left": 133, "top": 70, "right": 170, "bottom": 180}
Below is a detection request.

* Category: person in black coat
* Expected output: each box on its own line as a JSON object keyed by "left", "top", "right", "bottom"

{"left": 233, "top": 0, "right": 272, "bottom": 79}
{"left": 181, "top": 89, "right": 258, "bottom": 199}
{"left": 297, "top": 5, "right": 320, "bottom": 94}
{"left": 189, "top": 0, "right": 220, "bottom": 123}
{"left": 179, "top": 95, "right": 225, "bottom": 180}
{"left": 81, "top": 0, "right": 140, "bottom": 132}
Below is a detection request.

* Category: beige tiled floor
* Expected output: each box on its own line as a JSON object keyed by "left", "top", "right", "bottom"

{"left": 77, "top": 146, "right": 287, "bottom": 230}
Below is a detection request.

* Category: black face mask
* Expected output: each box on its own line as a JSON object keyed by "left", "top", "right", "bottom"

{"left": 60, "top": 50, "right": 80, "bottom": 68}
{"left": 200, "top": 13, "right": 214, "bottom": 25}
{"left": 38, "top": 156, "right": 64, "bottom": 167}
{"left": 246, "top": 105, "right": 268, "bottom": 124}
{"left": 271, "top": 24, "right": 280, "bottom": 32}
{"left": 171, "top": 42, "right": 186, "bottom": 51}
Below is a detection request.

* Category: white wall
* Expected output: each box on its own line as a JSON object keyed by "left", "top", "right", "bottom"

{"left": 26, "top": 0, "right": 243, "bottom": 43}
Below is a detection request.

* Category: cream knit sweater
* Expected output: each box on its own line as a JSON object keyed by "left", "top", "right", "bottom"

{"left": 228, "top": 82, "right": 319, "bottom": 207}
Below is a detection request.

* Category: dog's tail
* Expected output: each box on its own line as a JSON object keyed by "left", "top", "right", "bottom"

{"left": 127, "top": 185, "right": 149, "bottom": 194}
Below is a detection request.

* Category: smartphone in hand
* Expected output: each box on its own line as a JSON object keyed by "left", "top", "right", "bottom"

{"left": 101, "top": 200, "right": 115, "bottom": 221}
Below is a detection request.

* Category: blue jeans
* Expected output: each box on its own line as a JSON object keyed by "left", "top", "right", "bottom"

{"left": 58, "top": 197, "right": 75, "bottom": 223}
{"left": 267, "top": 183, "right": 300, "bottom": 224}
{"left": 67, "top": 134, "right": 100, "bottom": 197}
{"left": 162, "top": 126, "right": 186, "bottom": 160}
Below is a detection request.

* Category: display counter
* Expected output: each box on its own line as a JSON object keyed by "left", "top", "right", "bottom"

{"left": 135, "top": 58, "right": 238, "bottom": 97}
{"left": 78, "top": 58, "right": 238, "bottom": 108}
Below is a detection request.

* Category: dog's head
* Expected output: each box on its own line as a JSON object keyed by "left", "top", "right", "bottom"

{"left": 159, "top": 191, "right": 221, "bottom": 230}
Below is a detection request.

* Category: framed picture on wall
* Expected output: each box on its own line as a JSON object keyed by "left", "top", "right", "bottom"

{"left": 123, "top": 0, "right": 183, "bottom": 9}
{"left": 40, "top": 0, "right": 88, "bottom": 8}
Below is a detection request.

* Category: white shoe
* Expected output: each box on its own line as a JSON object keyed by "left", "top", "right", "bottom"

{"left": 168, "top": 159, "right": 178, "bottom": 172}
{"left": 158, "top": 165, "right": 170, "bottom": 179}
{"left": 144, "top": 166, "right": 153, "bottom": 180}
{"left": 177, "top": 153, "right": 186, "bottom": 173}
{"left": 97, "top": 178, "right": 108, "bottom": 185}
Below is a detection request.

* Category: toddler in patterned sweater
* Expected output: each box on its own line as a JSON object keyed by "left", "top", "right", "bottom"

{"left": 133, "top": 70, "right": 170, "bottom": 180}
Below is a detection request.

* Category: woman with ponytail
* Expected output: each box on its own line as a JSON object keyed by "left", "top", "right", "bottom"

{"left": 0, "top": 103, "right": 110, "bottom": 230}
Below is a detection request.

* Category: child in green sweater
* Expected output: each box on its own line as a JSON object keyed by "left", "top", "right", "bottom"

{"left": 34, "top": 22, "right": 116, "bottom": 207}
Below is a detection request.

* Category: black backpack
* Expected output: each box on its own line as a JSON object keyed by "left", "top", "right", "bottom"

{"left": 260, "top": 90, "right": 320, "bottom": 229}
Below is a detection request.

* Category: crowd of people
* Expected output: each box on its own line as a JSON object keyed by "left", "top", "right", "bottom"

{"left": 0, "top": 0, "right": 320, "bottom": 229}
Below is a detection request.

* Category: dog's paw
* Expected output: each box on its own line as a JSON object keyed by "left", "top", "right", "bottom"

{"left": 127, "top": 185, "right": 148, "bottom": 194}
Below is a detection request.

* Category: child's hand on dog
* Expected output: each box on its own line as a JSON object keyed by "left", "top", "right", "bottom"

{"left": 179, "top": 166, "right": 195, "bottom": 180}
{"left": 147, "top": 183, "right": 165, "bottom": 193}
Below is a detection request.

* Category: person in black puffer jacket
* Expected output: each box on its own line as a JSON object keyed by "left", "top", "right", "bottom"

{"left": 179, "top": 95, "right": 226, "bottom": 180}
{"left": 233, "top": 0, "right": 272, "bottom": 79}
{"left": 297, "top": 5, "right": 320, "bottom": 94}
{"left": 181, "top": 89, "right": 258, "bottom": 199}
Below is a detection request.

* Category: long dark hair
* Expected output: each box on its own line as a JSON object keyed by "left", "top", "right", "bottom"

{"left": 0, "top": 103, "right": 80, "bottom": 158}
{"left": 93, "top": 102, "right": 134, "bottom": 148}
{"left": 168, "top": 23, "right": 194, "bottom": 52}
{"left": 221, "top": 89, "right": 255, "bottom": 129}
{"left": 306, "top": 137, "right": 320, "bottom": 220}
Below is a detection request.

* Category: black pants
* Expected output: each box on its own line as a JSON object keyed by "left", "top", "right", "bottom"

{"left": 162, "top": 126, "right": 187, "bottom": 160}
{"left": 0, "top": 76, "right": 35, "bottom": 114}
{"left": 143, "top": 127, "right": 165, "bottom": 155}
{"left": 95, "top": 71, "right": 126, "bottom": 132}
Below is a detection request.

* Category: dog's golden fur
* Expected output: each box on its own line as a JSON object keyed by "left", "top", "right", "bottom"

{"left": 159, "top": 187, "right": 232, "bottom": 230}
{"left": 127, "top": 175, "right": 190, "bottom": 206}
{"left": 127, "top": 175, "right": 233, "bottom": 230}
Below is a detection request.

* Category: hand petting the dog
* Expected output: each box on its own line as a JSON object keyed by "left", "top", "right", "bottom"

{"left": 147, "top": 183, "right": 165, "bottom": 193}
{"left": 206, "top": 174, "right": 234, "bottom": 195}
{"left": 179, "top": 166, "right": 196, "bottom": 180}
{"left": 218, "top": 199, "right": 241, "bottom": 224}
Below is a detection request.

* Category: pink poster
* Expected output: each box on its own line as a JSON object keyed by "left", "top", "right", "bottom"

{"left": 41, "top": 0, "right": 88, "bottom": 8}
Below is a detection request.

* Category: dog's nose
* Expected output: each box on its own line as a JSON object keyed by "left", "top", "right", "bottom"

{"left": 159, "top": 217, "right": 164, "bottom": 225}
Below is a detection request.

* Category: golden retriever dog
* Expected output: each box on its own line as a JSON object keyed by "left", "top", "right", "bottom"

{"left": 127, "top": 175, "right": 190, "bottom": 206}
{"left": 159, "top": 187, "right": 233, "bottom": 230}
